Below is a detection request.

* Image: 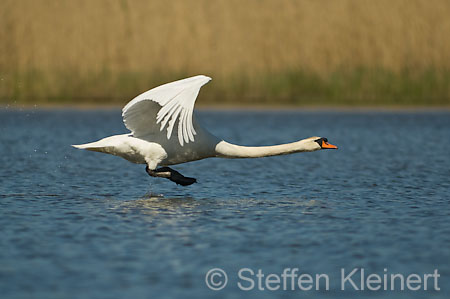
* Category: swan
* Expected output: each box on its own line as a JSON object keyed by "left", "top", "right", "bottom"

{"left": 72, "top": 75, "right": 337, "bottom": 186}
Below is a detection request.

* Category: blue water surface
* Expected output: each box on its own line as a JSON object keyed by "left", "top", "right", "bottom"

{"left": 0, "top": 108, "right": 449, "bottom": 299}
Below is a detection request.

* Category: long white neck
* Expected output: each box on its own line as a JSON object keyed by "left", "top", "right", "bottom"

{"left": 214, "top": 138, "right": 319, "bottom": 159}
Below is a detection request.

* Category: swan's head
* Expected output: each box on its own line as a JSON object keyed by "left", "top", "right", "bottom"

{"left": 302, "top": 137, "right": 338, "bottom": 151}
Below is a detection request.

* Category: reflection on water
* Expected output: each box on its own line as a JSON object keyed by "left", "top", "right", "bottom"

{"left": 114, "top": 195, "right": 198, "bottom": 216}
{"left": 111, "top": 194, "right": 327, "bottom": 220}
{"left": 0, "top": 109, "right": 449, "bottom": 299}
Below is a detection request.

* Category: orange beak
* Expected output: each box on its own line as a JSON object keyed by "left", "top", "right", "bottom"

{"left": 322, "top": 141, "right": 338, "bottom": 149}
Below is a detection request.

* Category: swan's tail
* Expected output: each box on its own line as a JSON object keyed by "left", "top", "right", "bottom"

{"left": 72, "top": 135, "right": 128, "bottom": 153}
{"left": 71, "top": 141, "right": 108, "bottom": 153}
{"left": 72, "top": 143, "right": 88, "bottom": 149}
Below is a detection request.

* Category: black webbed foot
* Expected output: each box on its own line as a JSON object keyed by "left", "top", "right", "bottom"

{"left": 146, "top": 166, "right": 197, "bottom": 186}
{"left": 157, "top": 167, "right": 197, "bottom": 186}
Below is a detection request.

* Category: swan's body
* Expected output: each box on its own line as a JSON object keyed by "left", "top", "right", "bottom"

{"left": 73, "top": 75, "right": 337, "bottom": 186}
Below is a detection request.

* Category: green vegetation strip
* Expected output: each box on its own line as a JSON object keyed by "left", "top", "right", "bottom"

{"left": 1, "top": 68, "right": 449, "bottom": 106}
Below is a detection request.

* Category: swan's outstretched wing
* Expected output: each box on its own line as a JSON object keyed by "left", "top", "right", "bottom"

{"left": 122, "top": 75, "right": 211, "bottom": 146}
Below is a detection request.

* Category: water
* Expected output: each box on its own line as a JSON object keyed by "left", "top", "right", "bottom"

{"left": 0, "top": 108, "right": 449, "bottom": 299}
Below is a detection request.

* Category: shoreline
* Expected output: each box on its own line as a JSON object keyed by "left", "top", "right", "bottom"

{"left": 2, "top": 103, "right": 450, "bottom": 112}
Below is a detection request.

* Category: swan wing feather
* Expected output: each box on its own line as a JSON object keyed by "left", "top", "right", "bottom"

{"left": 122, "top": 75, "right": 211, "bottom": 146}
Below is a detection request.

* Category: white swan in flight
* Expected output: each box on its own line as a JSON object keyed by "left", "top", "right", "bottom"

{"left": 73, "top": 75, "right": 337, "bottom": 186}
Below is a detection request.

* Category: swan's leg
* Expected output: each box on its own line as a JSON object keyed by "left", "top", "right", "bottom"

{"left": 146, "top": 166, "right": 197, "bottom": 186}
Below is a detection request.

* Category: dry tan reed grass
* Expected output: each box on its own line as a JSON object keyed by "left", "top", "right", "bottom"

{"left": 1, "top": 0, "right": 449, "bottom": 104}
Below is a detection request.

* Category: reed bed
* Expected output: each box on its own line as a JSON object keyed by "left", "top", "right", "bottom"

{"left": 1, "top": 0, "right": 449, "bottom": 105}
